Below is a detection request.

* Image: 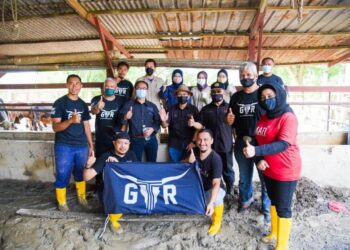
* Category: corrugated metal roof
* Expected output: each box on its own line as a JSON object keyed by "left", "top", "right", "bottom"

{"left": 0, "top": 0, "right": 349, "bottom": 65}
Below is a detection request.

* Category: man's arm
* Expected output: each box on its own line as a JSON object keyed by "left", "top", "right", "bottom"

{"left": 83, "top": 121, "right": 94, "bottom": 157}
{"left": 206, "top": 178, "right": 221, "bottom": 216}
{"left": 52, "top": 117, "right": 72, "bottom": 132}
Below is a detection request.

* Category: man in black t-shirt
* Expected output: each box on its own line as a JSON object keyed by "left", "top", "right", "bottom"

{"left": 91, "top": 78, "right": 125, "bottom": 157}
{"left": 84, "top": 131, "right": 136, "bottom": 233}
{"left": 115, "top": 61, "right": 134, "bottom": 103}
{"left": 226, "top": 61, "right": 271, "bottom": 223}
{"left": 51, "top": 74, "right": 94, "bottom": 212}
{"left": 185, "top": 129, "right": 226, "bottom": 236}
{"left": 191, "top": 82, "right": 235, "bottom": 195}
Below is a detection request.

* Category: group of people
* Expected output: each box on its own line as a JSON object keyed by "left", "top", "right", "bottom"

{"left": 50, "top": 57, "right": 300, "bottom": 250}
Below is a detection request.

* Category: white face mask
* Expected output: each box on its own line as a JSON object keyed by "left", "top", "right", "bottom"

{"left": 136, "top": 89, "right": 147, "bottom": 99}
{"left": 197, "top": 79, "right": 206, "bottom": 86}
{"left": 262, "top": 65, "right": 272, "bottom": 74}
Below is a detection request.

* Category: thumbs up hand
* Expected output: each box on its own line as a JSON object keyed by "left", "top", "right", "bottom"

{"left": 226, "top": 107, "right": 235, "bottom": 125}
{"left": 97, "top": 96, "right": 105, "bottom": 110}
{"left": 243, "top": 139, "right": 255, "bottom": 158}
{"left": 187, "top": 114, "right": 195, "bottom": 127}
{"left": 188, "top": 148, "right": 196, "bottom": 163}
{"left": 71, "top": 109, "right": 81, "bottom": 124}
{"left": 124, "top": 106, "right": 133, "bottom": 120}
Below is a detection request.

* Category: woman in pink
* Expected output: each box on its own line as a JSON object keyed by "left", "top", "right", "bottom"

{"left": 243, "top": 81, "right": 301, "bottom": 250}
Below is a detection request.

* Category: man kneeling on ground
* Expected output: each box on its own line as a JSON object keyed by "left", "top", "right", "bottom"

{"left": 185, "top": 129, "right": 226, "bottom": 236}
{"left": 83, "top": 131, "right": 137, "bottom": 233}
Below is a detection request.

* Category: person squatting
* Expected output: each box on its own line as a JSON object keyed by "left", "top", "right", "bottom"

{"left": 51, "top": 58, "right": 300, "bottom": 249}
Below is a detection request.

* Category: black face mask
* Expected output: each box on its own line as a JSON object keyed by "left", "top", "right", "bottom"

{"left": 177, "top": 96, "right": 189, "bottom": 104}
{"left": 146, "top": 67, "right": 154, "bottom": 76}
{"left": 211, "top": 94, "right": 223, "bottom": 102}
{"left": 240, "top": 78, "right": 255, "bottom": 88}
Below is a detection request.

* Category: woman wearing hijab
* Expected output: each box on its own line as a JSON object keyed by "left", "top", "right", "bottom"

{"left": 159, "top": 69, "right": 184, "bottom": 109}
{"left": 191, "top": 71, "right": 212, "bottom": 111}
{"left": 243, "top": 81, "right": 301, "bottom": 250}
{"left": 217, "top": 69, "right": 236, "bottom": 103}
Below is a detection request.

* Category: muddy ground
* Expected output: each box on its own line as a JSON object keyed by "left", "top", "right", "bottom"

{"left": 0, "top": 177, "right": 349, "bottom": 250}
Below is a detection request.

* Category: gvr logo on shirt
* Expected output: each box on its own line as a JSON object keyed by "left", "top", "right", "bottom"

{"left": 111, "top": 168, "right": 190, "bottom": 211}
{"left": 100, "top": 109, "right": 116, "bottom": 119}
{"left": 256, "top": 126, "right": 268, "bottom": 136}
{"left": 238, "top": 102, "right": 257, "bottom": 116}
{"left": 66, "top": 110, "right": 83, "bottom": 119}
{"left": 116, "top": 88, "right": 127, "bottom": 95}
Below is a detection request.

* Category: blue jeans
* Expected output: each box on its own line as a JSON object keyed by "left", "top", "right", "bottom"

{"left": 168, "top": 147, "right": 186, "bottom": 162}
{"left": 217, "top": 151, "right": 235, "bottom": 188}
{"left": 234, "top": 143, "right": 270, "bottom": 214}
{"left": 131, "top": 135, "right": 158, "bottom": 162}
{"left": 54, "top": 144, "right": 88, "bottom": 188}
{"left": 205, "top": 188, "right": 226, "bottom": 206}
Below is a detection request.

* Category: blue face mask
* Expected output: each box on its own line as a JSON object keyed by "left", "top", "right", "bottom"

{"left": 211, "top": 94, "right": 223, "bottom": 102}
{"left": 262, "top": 97, "right": 277, "bottom": 111}
{"left": 136, "top": 89, "right": 147, "bottom": 99}
{"left": 104, "top": 88, "right": 115, "bottom": 97}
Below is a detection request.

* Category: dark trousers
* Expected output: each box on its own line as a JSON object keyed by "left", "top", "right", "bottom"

{"left": 131, "top": 135, "right": 158, "bottom": 162}
{"left": 264, "top": 175, "right": 298, "bottom": 218}
{"left": 217, "top": 150, "right": 235, "bottom": 188}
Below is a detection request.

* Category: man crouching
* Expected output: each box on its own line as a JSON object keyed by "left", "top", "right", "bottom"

{"left": 83, "top": 131, "right": 137, "bottom": 233}
{"left": 186, "top": 129, "right": 226, "bottom": 236}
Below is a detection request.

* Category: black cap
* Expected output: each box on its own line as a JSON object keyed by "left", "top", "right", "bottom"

{"left": 112, "top": 131, "right": 130, "bottom": 141}
{"left": 211, "top": 82, "right": 225, "bottom": 90}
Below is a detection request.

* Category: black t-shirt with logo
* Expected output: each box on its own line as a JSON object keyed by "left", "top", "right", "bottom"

{"left": 115, "top": 79, "right": 134, "bottom": 103}
{"left": 92, "top": 149, "right": 137, "bottom": 174}
{"left": 51, "top": 95, "right": 91, "bottom": 146}
{"left": 228, "top": 89, "right": 264, "bottom": 146}
{"left": 193, "top": 148, "right": 224, "bottom": 191}
{"left": 91, "top": 95, "right": 125, "bottom": 156}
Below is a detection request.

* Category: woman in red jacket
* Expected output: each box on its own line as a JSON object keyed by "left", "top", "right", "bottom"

{"left": 243, "top": 81, "right": 301, "bottom": 250}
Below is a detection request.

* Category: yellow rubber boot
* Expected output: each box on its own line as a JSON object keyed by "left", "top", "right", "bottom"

{"left": 109, "top": 213, "right": 123, "bottom": 234}
{"left": 55, "top": 188, "right": 69, "bottom": 212}
{"left": 208, "top": 204, "right": 224, "bottom": 236}
{"left": 262, "top": 205, "right": 278, "bottom": 243}
{"left": 75, "top": 181, "right": 90, "bottom": 208}
{"left": 275, "top": 217, "right": 292, "bottom": 250}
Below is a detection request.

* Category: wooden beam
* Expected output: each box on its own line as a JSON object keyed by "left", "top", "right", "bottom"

{"left": 248, "top": 37, "right": 256, "bottom": 61}
{"left": 2, "top": 31, "right": 350, "bottom": 45}
{"left": 256, "top": 21, "right": 264, "bottom": 70}
{"left": 65, "top": 0, "right": 132, "bottom": 59}
{"left": 94, "top": 16, "right": 115, "bottom": 78}
{"left": 328, "top": 51, "right": 350, "bottom": 67}
{"left": 250, "top": 0, "right": 267, "bottom": 39}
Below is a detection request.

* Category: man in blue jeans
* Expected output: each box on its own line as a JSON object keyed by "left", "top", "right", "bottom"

{"left": 159, "top": 85, "right": 199, "bottom": 162}
{"left": 51, "top": 74, "right": 94, "bottom": 212}
{"left": 226, "top": 62, "right": 271, "bottom": 223}
{"left": 120, "top": 80, "right": 161, "bottom": 162}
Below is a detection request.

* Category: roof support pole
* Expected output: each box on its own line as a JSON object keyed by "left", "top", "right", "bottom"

{"left": 248, "top": 0, "right": 267, "bottom": 63}
{"left": 256, "top": 18, "right": 264, "bottom": 71}
{"left": 65, "top": 0, "right": 132, "bottom": 59}
{"left": 94, "top": 17, "right": 115, "bottom": 78}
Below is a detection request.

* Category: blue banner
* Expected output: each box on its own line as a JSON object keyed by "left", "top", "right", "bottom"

{"left": 103, "top": 162, "right": 206, "bottom": 215}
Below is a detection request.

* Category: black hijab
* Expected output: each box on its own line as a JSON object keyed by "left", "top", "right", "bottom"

{"left": 258, "top": 81, "right": 293, "bottom": 119}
